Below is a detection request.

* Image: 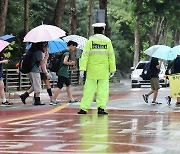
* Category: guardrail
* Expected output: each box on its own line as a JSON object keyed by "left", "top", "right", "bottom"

{"left": 3, "top": 69, "right": 79, "bottom": 91}
{"left": 3, "top": 69, "right": 121, "bottom": 92}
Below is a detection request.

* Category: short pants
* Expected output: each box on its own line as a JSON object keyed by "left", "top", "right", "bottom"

{"left": 57, "top": 76, "right": 71, "bottom": 89}
{"left": 150, "top": 77, "right": 160, "bottom": 90}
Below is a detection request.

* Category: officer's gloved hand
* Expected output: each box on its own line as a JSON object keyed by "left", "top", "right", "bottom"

{"left": 80, "top": 71, "right": 84, "bottom": 78}
{"left": 110, "top": 72, "right": 115, "bottom": 78}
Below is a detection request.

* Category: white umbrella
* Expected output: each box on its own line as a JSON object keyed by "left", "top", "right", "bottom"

{"left": 23, "top": 24, "right": 66, "bottom": 43}
{"left": 62, "top": 35, "right": 87, "bottom": 50}
{"left": 145, "top": 45, "right": 176, "bottom": 61}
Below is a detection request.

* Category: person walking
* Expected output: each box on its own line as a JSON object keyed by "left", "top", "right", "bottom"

{"left": 165, "top": 56, "right": 180, "bottom": 106}
{"left": 20, "top": 42, "right": 49, "bottom": 105}
{"left": 143, "top": 57, "right": 162, "bottom": 105}
{"left": 51, "top": 41, "right": 79, "bottom": 105}
{"left": 77, "top": 23, "right": 116, "bottom": 115}
{"left": 0, "top": 52, "right": 12, "bottom": 106}
{"left": 40, "top": 44, "right": 53, "bottom": 105}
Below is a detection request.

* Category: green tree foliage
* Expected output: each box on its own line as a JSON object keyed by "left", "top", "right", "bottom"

{"left": 3, "top": 0, "right": 180, "bottom": 73}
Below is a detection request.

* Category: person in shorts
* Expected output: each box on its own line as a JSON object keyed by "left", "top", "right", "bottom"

{"left": 143, "top": 57, "right": 162, "bottom": 105}
{"left": 40, "top": 43, "right": 53, "bottom": 105}
{"left": 20, "top": 42, "right": 49, "bottom": 105}
{"left": 0, "top": 52, "right": 12, "bottom": 106}
{"left": 51, "top": 41, "right": 79, "bottom": 105}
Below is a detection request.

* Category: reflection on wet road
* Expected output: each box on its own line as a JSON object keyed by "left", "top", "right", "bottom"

{"left": 0, "top": 108, "right": 180, "bottom": 153}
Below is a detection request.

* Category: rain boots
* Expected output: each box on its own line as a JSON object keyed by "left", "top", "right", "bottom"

{"left": 34, "top": 96, "right": 45, "bottom": 106}
{"left": 20, "top": 92, "right": 29, "bottom": 104}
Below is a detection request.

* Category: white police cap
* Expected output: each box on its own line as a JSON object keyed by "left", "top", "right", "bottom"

{"left": 92, "top": 23, "right": 106, "bottom": 27}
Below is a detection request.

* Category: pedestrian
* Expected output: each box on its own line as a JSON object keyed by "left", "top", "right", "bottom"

{"left": 77, "top": 23, "right": 116, "bottom": 115}
{"left": 0, "top": 52, "right": 12, "bottom": 106}
{"left": 165, "top": 56, "right": 180, "bottom": 106}
{"left": 51, "top": 41, "right": 79, "bottom": 105}
{"left": 20, "top": 42, "right": 49, "bottom": 105}
{"left": 143, "top": 57, "right": 162, "bottom": 105}
{"left": 40, "top": 43, "right": 53, "bottom": 105}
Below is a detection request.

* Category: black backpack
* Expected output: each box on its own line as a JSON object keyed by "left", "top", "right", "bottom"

{"left": 140, "top": 62, "right": 152, "bottom": 80}
{"left": 48, "top": 50, "right": 69, "bottom": 73}
{"left": 19, "top": 50, "right": 35, "bottom": 74}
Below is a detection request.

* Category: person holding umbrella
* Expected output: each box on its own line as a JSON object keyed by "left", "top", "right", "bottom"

{"left": 143, "top": 57, "right": 162, "bottom": 105}
{"left": 20, "top": 42, "right": 49, "bottom": 105}
{"left": 77, "top": 23, "right": 116, "bottom": 114}
{"left": 51, "top": 41, "right": 79, "bottom": 105}
{"left": 39, "top": 43, "right": 53, "bottom": 104}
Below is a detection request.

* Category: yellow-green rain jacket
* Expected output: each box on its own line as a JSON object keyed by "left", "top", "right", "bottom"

{"left": 80, "top": 34, "right": 116, "bottom": 80}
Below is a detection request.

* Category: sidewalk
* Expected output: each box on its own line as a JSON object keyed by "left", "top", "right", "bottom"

{"left": 6, "top": 81, "right": 125, "bottom": 104}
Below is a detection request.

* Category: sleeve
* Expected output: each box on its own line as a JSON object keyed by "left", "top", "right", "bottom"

{"left": 108, "top": 41, "right": 116, "bottom": 73}
{"left": 36, "top": 51, "right": 43, "bottom": 62}
{"left": 79, "top": 40, "right": 91, "bottom": 71}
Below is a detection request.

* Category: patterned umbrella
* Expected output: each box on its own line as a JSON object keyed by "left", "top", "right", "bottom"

{"left": 62, "top": 35, "right": 87, "bottom": 50}
{"left": 0, "top": 40, "right": 10, "bottom": 52}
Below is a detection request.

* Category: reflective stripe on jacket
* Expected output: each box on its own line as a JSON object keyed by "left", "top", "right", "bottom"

{"left": 80, "top": 34, "right": 116, "bottom": 79}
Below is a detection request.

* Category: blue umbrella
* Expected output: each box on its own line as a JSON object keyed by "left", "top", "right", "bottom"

{"left": 48, "top": 38, "right": 67, "bottom": 54}
{"left": 145, "top": 45, "right": 176, "bottom": 60}
{"left": 26, "top": 38, "right": 67, "bottom": 53}
{"left": 171, "top": 45, "right": 180, "bottom": 56}
{"left": 0, "top": 34, "right": 16, "bottom": 43}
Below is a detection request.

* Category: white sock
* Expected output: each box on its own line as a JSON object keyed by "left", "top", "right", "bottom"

{"left": 2, "top": 98, "right": 7, "bottom": 103}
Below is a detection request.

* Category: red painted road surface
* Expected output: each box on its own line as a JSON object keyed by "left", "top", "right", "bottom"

{"left": 1, "top": 106, "right": 180, "bottom": 153}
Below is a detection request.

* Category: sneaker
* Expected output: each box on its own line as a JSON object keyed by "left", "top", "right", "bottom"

{"left": 69, "top": 100, "right": 79, "bottom": 103}
{"left": 151, "top": 101, "right": 156, "bottom": 105}
{"left": 175, "top": 102, "right": 180, "bottom": 107}
{"left": 165, "top": 96, "right": 171, "bottom": 106}
{"left": 98, "top": 107, "right": 108, "bottom": 115}
{"left": 77, "top": 109, "right": 87, "bottom": 114}
{"left": 143, "top": 94, "right": 149, "bottom": 103}
{"left": 1, "top": 101, "right": 12, "bottom": 107}
{"left": 49, "top": 101, "right": 58, "bottom": 106}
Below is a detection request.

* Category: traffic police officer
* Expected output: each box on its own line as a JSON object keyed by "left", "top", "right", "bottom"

{"left": 78, "top": 23, "right": 116, "bottom": 114}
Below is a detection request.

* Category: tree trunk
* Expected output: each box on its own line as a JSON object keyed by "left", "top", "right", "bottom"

{"left": 24, "top": 0, "right": 29, "bottom": 53}
{"left": 87, "top": 0, "right": 93, "bottom": 38}
{"left": 133, "top": 17, "right": 140, "bottom": 67}
{"left": 173, "top": 29, "right": 180, "bottom": 46}
{"left": 0, "top": 0, "right": 9, "bottom": 36}
{"left": 24, "top": 0, "right": 29, "bottom": 35}
{"left": 69, "top": 0, "right": 77, "bottom": 35}
{"left": 99, "top": 0, "right": 111, "bottom": 37}
{"left": 54, "top": 0, "right": 66, "bottom": 27}
{"left": 149, "top": 17, "right": 165, "bottom": 46}
{"left": 133, "top": 0, "right": 142, "bottom": 67}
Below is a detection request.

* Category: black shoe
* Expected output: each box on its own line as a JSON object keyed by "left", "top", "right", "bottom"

{"left": 77, "top": 109, "right": 87, "bottom": 114}
{"left": 98, "top": 107, "right": 108, "bottom": 115}
{"left": 34, "top": 102, "right": 45, "bottom": 106}
{"left": 20, "top": 92, "right": 29, "bottom": 104}
{"left": 143, "top": 94, "right": 148, "bottom": 103}
{"left": 165, "top": 96, "right": 171, "bottom": 106}
{"left": 69, "top": 100, "right": 79, "bottom": 103}
{"left": 34, "top": 97, "right": 45, "bottom": 106}
{"left": 175, "top": 102, "right": 180, "bottom": 107}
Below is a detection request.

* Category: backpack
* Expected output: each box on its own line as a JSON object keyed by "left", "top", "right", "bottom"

{"left": 48, "top": 50, "right": 69, "bottom": 73}
{"left": 19, "top": 50, "right": 34, "bottom": 74}
{"left": 140, "top": 62, "right": 152, "bottom": 80}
